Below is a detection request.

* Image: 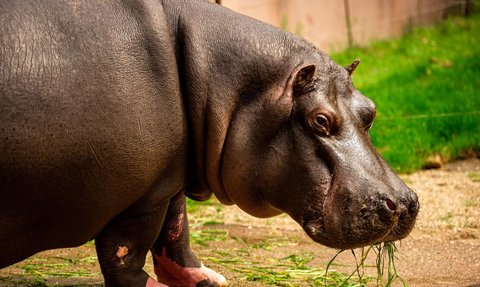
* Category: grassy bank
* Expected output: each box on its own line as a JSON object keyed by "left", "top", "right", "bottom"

{"left": 332, "top": 13, "right": 480, "bottom": 172}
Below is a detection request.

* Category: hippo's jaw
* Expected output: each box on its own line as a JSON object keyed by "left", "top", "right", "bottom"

{"left": 299, "top": 191, "right": 419, "bottom": 249}
{"left": 297, "top": 180, "right": 331, "bottom": 244}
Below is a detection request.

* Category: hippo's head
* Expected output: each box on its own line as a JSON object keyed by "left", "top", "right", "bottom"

{"left": 219, "top": 51, "right": 419, "bottom": 249}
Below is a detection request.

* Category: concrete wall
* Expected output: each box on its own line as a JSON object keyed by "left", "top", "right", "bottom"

{"left": 219, "top": 0, "right": 471, "bottom": 51}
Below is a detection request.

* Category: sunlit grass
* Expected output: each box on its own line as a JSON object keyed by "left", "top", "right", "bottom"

{"left": 0, "top": 253, "right": 102, "bottom": 287}
{"left": 331, "top": 12, "right": 480, "bottom": 172}
{"left": 206, "top": 242, "right": 408, "bottom": 286}
{"left": 206, "top": 251, "right": 371, "bottom": 287}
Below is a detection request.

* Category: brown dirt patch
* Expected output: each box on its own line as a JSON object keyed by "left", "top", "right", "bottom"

{"left": 1, "top": 159, "right": 479, "bottom": 286}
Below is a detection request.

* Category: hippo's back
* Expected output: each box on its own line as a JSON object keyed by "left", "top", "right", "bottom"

{"left": 0, "top": 0, "right": 186, "bottom": 265}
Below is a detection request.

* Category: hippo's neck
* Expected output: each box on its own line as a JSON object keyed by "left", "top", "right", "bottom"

{"left": 161, "top": 0, "right": 311, "bottom": 204}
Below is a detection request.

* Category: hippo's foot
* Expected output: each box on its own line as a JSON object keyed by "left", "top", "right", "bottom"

{"left": 153, "top": 250, "right": 227, "bottom": 287}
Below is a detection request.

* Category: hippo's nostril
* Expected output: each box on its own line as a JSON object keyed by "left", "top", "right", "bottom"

{"left": 385, "top": 198, "right": 396, "bottom": 212}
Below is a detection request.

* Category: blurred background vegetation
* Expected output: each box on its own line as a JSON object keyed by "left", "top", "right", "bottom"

{"left": 332, "top": 11, "right": 480, "bottom": 172}
{"left": 222, "top": 0, "right": 480, "bottom": 173}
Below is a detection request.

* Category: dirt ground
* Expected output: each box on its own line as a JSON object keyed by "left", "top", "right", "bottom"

{"left": 1, "top": 158, "right": 479, "bottom": 287}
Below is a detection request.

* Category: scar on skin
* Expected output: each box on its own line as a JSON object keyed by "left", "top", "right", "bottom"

{"left": 167, "top": 213, "right": 184, "bottom": 241}
{"left": 116, "top": 246, "right": 129, "bottom": 265}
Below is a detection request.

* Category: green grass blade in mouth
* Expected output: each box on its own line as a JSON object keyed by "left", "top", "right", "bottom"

{"left": 323, "top": 241, "right": 408, "bottom": 287}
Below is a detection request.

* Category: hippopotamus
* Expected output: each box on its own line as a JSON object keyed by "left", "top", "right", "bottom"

{"left": 0, "top": 0, "right": 419, "bottom": 286}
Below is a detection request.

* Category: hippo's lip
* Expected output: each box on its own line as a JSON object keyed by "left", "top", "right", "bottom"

{"left": 301, "top": 177, "right": 332, "bottom": 242}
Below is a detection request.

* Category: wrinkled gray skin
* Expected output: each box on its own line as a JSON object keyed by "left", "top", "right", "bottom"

{"left": 0, "top": 0, "right": 419, "bottom": 286}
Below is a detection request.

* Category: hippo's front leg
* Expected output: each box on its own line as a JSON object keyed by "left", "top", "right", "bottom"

{"left": 151, "top": 192, "right": 227, "bottom": 287}
{"left": 95, "top": 200, "right": 170, "bottom": 287}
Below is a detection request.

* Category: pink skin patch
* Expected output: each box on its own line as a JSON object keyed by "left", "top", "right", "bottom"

{"left": 154, "top": 249, "right": 228, "bottom": 286}
{"left": 146, "top": 276, "right": 169, "bottom": 287}
{"left": 167, "top": 213, "right": 184, "bottom": 241}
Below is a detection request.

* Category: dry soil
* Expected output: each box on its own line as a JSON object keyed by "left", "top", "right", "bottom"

{"left": 1, "top": 159, "right": 479, "bottom": 287}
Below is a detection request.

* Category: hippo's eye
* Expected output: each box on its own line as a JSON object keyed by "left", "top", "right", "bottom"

{"left": 311, "top": 114, "right": 330, "bottom": 136}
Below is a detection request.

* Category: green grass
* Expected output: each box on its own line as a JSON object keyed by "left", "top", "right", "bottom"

{"left": 324, "top": 242, "right": 407, "bottom": 287}
{"left": 331, "top": 12, "right": 480, "bottom": 172}
{"left": 204, "top": 241, "right": 407, "bottom": 286}
{"left": 190, "top": 229, "right": 229, "bottom": 246}
{"left": 186, "top": 198, "right": 408, "bottom": 287}
{"left": 0, "top": 253, "right": 102, "bottom": 287}
{"left": 207, "top": 250, "right": 371, "bottom": 287}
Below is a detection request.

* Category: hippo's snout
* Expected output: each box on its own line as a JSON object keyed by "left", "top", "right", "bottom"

{"left": 307, "top": 183, "right": 419, "bottom": 250}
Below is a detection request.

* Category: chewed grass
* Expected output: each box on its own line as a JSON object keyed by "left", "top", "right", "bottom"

{"left": 206, "top": 251, "right": 370, "bottom": 287}
{"left": 0, "top": 250, "right": 102, "bottom": 287}
{"left": 195, "top": 232, "right": 406, "bottom": 287}
{"left": 371, "top": 242, "right": 407, "bottom": 287}
{"left": 19, "top": 258, "right": 96, "bottom": 278}
{"left": 190, "top": 229, "right": 229, "bottom": 246}
{"left": 201, "top": 237, "right": 406, "bottom": 286}
{"left": 186, "top": 199, "right": 408, "bottom": 286}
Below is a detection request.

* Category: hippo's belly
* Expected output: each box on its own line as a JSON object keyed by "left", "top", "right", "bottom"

{"left": 0, "top": 0, "right": 186, "bottom": 265}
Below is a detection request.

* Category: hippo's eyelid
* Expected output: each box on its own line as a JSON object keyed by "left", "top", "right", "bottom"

{"left": 306, "top": 109, "right": 339, "bottom": 137}
{"left": 310, "top": 113, "right": 330, "bottom": 136}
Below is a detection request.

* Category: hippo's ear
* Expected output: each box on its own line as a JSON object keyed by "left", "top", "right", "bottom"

{"left": 292, "top": 65, "right": 317, "bottom": 95}
{"left": 345, "top": 59, "right": 360, "bottom": 75}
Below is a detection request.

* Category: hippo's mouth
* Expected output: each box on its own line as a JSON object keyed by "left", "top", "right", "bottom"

{"left": 301, "top": 187, "right": 419, "bottom": 249}
{"left": 301, "top": 195, "right": 330, "bottom": 244}
{"left": 303, "top": 217, "right": 328, "bottom": 241}
{"left": 299, "top": 180, "right": 396, "bottom": 248}
{"left": 300, "top": 181, "right": 331, "bottom": 244}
